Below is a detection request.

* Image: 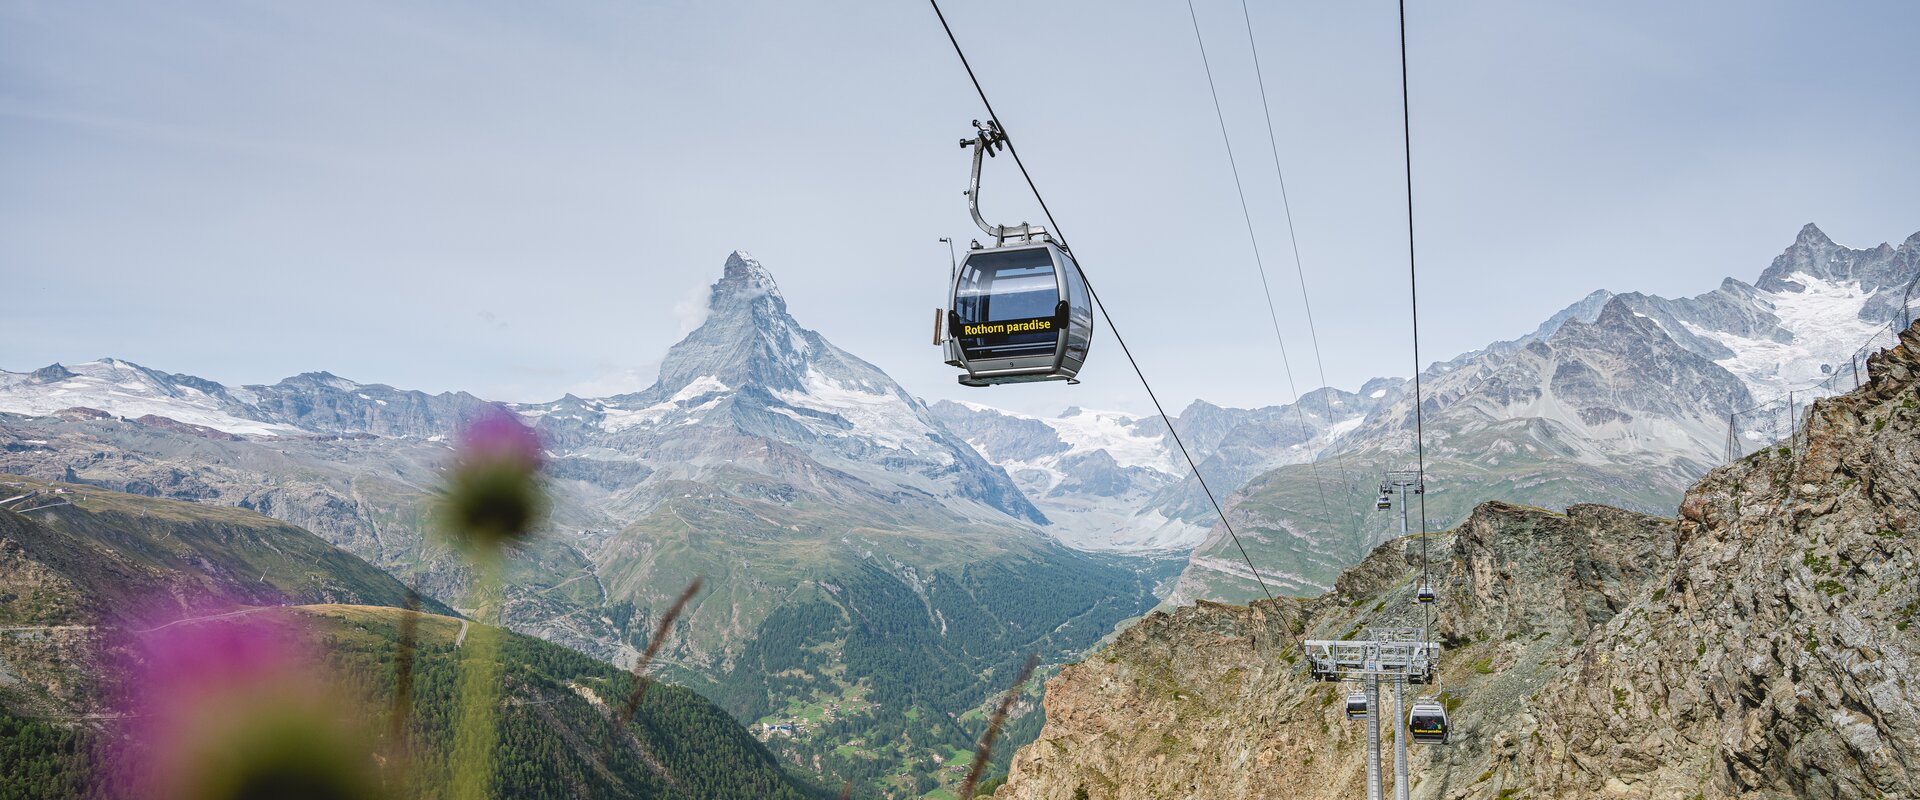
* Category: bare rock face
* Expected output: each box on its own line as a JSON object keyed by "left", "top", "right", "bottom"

{"left": 1510, "top": 322, "right": 1920, "bottom": 797}
{"left": 995, "top": 502, "right": 1676, "bottom": 800}
{"left": 996, "top": 324, "right": 1920, "bottom": 799}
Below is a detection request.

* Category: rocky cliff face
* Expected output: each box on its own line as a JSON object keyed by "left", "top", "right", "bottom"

{"left": 993, "top": 503, "right": 1675, "bottom": 800}
{"left": 1508, "top": 319, "right": 1920, "bottom": 797}
{"left": 995, "top": 321, "right": 1920, "bottom": 799}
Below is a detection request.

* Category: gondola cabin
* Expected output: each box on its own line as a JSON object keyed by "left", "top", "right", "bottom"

{"left": 1344, "top": 690, "right": 1370, "bottom": 721}
{"left": 1376, "top": 493, "right": 1392, "bottom": 510}
{"left": 943, "top": 241, "right": 1093, "bottom": 387}
{"left": 1407, "top": 698, "right": 1449, "bottom": 744}
{"left": 1415, "top": 584, "right": 1437, "bottom": 604}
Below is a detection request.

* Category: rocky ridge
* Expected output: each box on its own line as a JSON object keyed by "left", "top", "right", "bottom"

{"left": 1171, "top": 224, "right": 1918, "bottom": 602}
{"left": 993, "top": 320, "right": 1920, "bottom": 799}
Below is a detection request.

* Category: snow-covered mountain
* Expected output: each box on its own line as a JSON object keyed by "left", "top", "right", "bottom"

{"left": 929, "top": 386, "right": 1392, "bottom": 552}
{"left": 928, "top": 403, "right": 1190, "bottom": 550}
{"left": 1168, "top": 223, "right": 1920, "bottom": 601}
{"left": 0, "top": 359, "right": 489, "bottom": 441}
{"left": 0, "top": 360, "right": 308, "bottom": 437}
{"left": 0, "top": 252, "right": 1038, "bottom": 528}
{"left": 513, "top": 251, "right": 1042, "bottom": 526}
{"left": 0, "top": 250, "right": 1165, "bottom": 795}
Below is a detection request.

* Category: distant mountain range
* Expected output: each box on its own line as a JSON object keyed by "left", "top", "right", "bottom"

{"left": 6, "top": 226, "right": 1908, "bottom": 563}
{"left": 928, "top": 385, "right": 1394, "bottom": 552}
{"left": 1, "top": 224, "right": 1913, "bottom": 791}
{"left": 0, "top": 251, "right": 1164, "bottom": 796}
{"left": 925, "top": 225, "right": 1917, "bottom": 596}
{"left": 1164, "top": 223, "right": 1919, "bottom": 601}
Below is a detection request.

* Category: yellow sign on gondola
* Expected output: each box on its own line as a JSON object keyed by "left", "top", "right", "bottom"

{"left": 960, "top": 317, "right": 1054, "bottom": 338}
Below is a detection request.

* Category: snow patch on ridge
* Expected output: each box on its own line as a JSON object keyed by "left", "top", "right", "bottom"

{"left": 942, "top": 402, "right": 1180, "bottom": 475}
{"left": 772, "top": 369, "right": 952, "bottom": 462}
{"left": 0, "top": 362, "right": 304, "bottom": 437}
{"left": 600, "top": 376, "right": 732, "bottom": 432}
{"left": 1046, "top": 408, "right": 1177, "bottom": 474}
{"left": 1323, "top": 415, "right": 1364, "bottom": 442}
{"left": 1681, "top": 273, "right": 1886, "bottom": 397}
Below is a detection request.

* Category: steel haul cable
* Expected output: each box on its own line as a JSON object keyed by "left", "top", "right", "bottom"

{"left": 1396, "top": 0, "right": 1434, "bottom": 643}
{"left": 929, "top": 0, "right": 1274, "bottom": 601}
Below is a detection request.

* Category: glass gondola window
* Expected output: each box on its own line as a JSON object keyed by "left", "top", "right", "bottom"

{"left": 954, "top": 248, "right": 1062, "bottom": 360}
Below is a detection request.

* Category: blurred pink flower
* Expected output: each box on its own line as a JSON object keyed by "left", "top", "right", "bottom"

{"left": 111, "top": 605, "right": 386, "bottom": 800}
{"left": 458, "top": 405, "right": 545, "bottom": 471}
{"left": 439, "top": 405, "right": 548, "bottom": 553}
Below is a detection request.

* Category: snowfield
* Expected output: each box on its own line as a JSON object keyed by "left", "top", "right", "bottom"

{"left": 0, "top": 360, "right": 305, "bottom": 437}
{"left": 1682, "top": 273, "right": 1890, "bottom": 398}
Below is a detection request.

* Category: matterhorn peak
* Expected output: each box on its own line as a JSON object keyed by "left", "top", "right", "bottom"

{"left": 643, "top": 251, "right": 818, "bottom": 399}
{"left": 716, "top": 250, "right": 783, "bottom": 306}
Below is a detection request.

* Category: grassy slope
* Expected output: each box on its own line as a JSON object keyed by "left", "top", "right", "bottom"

{"left": 0, "top": 605, "right": 821, "bottom": 800}
{"left": 0, "top": 476, "right": 824, "bottom": 799}
{"left": 312, "top": 604, "right": 820, "bottom": 800}
{"left": 0, "top": 474, "right": 454, "bottom": 718}
{"left": 0, "top": 474, "right": 448, "bottom": 626}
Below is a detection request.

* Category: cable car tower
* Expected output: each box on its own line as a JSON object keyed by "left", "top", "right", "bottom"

{"left": 936, "top": 120, "right": 1095, "bottom": 387}
{"left": 1304, "top": 627, "right": 1445, "bottom": 800}
{"left": 1378, "top": 469, "right": 1436, "bottom": 603}
{"left": 1299, "top": 1, "right": 1448, "bottom": 797}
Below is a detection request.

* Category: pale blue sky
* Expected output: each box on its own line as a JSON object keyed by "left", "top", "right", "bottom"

{"left": 3, "top": 1, "right": 1917, "bottom": 417}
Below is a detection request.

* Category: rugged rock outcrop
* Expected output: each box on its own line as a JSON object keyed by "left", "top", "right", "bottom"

{"left": 995, "top": 322, "right": 1920, "bottom": 799}
{"left": 1508, "top": 320, "right": 1920, "bottom": 797}
{"left": 994, "top": 503, "right": 1674, "bottom": 800}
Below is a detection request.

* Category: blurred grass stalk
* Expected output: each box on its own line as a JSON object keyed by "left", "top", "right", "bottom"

{"left": 958, "top": 653, "right": 1039, "bottom": 799}
{"left": 450, "top": 550, "right": 505, "bottom": 800}
{"left": 437, "top": 406, "right": 547, "bottom": 800}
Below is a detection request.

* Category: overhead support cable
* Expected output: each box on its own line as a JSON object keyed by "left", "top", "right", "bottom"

{"left": 1182, "top": 0, "right": 1332, "bottom": 529}
{"left": 929, "top": 0, "right": 1274, "bottom": 600}
{"left": 1233, "top": 0, "right": 1365, "bottom": 539}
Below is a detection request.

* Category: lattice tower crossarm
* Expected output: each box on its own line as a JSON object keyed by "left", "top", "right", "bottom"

{"left": 1301, "top": 632, "right": 1440, "bottom": 684}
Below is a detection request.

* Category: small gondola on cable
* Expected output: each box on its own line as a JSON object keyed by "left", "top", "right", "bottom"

{"left": 1344, "top": 690, "right": 1370, "bottom": 721}
{"left": 935, "top": 120, "right": 1094, "bottom": 387}
{"left": 1407, "top": 697, "right": 1450, "bottom": 745}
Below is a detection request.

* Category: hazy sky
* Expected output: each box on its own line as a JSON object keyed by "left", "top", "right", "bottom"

{"left": 4, "top": 1, "right": 1917, "bottom": 418}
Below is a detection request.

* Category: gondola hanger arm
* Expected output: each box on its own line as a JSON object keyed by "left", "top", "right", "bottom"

{"left": 959, "top": 120, "right": 1046, "bottom": 246}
